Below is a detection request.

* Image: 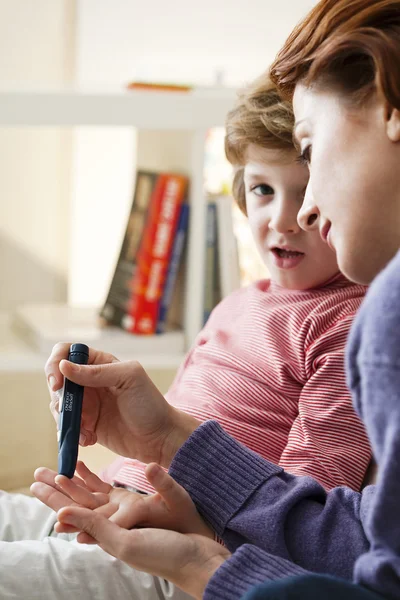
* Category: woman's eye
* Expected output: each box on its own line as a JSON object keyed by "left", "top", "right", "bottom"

{"left": 298, "top": 145, "right": 312, "bottom": 166}
{"left": 251, "top": 184, "right": 274, "bottom": 197}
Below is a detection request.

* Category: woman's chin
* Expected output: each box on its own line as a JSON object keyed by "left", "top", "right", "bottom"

{"left": 339, "top": 253, "right": 380, "bottom": 286}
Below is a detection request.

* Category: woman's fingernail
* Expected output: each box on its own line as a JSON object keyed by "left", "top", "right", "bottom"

{"left": 79, "top": 433, "right": 87, "bottom": 446}
{"left": 49, "top": 376, "right": 57, "bottom": 391}
{"left": 68, "top": 362, "right": 79, "bottom": 372}
{"left": 60, "top": 359, "right": 79, "bottom": 372}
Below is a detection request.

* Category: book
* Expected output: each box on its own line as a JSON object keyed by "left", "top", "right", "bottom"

{"left": 203, "top": 202, "right": 218, "bottom": 324}
{"left": 213, "top": 195, "right": 240, "bottom": 298}
{"left": 126, "top": 173, "right": 188, "bottom": 335}
{"left": 100, "top": 170, "right": 157, "bottom": 328}
{"left": 156, "top": 203, "right": 190, "bottom": 334}
{"left": 126, "top": 81, "right": 192, "bottom": 93}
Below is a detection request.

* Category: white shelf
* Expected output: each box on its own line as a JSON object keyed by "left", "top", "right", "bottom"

{"left": 0, "top": 307, "right": 185, "bottom": 372}
{"left": 0, "top": 87, "right": 236, "bottom": 129}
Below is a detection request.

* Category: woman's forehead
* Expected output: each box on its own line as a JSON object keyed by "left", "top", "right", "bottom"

{"left": 293, "top": 84, "right": 313, "bottom": 123}
{"left": 293, "top": 85, "right": 345, "bottom": 132}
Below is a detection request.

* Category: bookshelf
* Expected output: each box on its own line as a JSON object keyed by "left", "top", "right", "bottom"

{"left": 0, "top": 86, "right": 236, "bottom": 370}
{"left": 0, "top": 88, "right": 236, "bottom": 128}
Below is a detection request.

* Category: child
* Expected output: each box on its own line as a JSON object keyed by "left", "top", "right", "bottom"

{"left": 1, "top": 77, "right": 369, "bottom": 600}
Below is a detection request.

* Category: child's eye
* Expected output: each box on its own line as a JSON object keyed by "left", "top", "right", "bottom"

{"left": 251, "top": 184, "right": 274, "bottom": 197}
{"left": 298, "top": 145, "right": 312, "bottom": 166}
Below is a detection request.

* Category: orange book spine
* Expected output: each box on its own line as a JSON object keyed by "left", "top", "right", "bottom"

{"left": 127, "top": 174, "right": 188, "bottom": 334}
{"left": 126, "top": 82, "right": 192, "bottom": 93}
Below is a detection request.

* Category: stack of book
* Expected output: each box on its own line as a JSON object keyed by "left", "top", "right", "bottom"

{"left": 101, "top": 170, "right": 241, "bottom": 335}
{"left": 100, "top": 170, "right": 190, "bottom": 335}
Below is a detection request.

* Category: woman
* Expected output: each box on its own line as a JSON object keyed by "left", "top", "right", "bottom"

{"left": 34, "top": 1, "right": 400, "bottom": 598}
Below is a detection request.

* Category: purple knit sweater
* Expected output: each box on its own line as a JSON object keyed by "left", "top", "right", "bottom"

{"left": 169, "top": 251, "right": 400, "bottom": 600}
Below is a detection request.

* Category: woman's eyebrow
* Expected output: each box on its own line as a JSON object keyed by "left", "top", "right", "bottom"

{"left": 293, "top": 119, "right": 306, "bottom": 139}
{"left": 292, "top": 131, "right": 301, "bottom": 153}
{"left": 294, "top": 119, "right": 306, "bottom": 130}
{"left": 292, "top": 119, "right": 308, "bottom": 150}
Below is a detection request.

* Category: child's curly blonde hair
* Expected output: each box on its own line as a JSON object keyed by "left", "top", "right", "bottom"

{"left": 225, "top": 74, "right": 295, "bottom": 214}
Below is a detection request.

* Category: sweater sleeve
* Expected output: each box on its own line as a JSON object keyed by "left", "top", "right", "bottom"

{"left": 352, "top": 363, "right": 400, "bottom": 600}
{"left": 346, "top": 253, "right": 400, "bottom": 600}
{"left": 204, "top": 545, "right": 308, "bottom": 600}
{"left": 170, "top": 420, "right": 369, "bottom": 581}
{"left": 279, "top": 315, "right": 371, "bottom": 491}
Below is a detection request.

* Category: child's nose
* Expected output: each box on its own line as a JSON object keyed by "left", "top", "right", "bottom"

{"left": 298, "top": 184, "right": 320, "bottom": 231}
{"left": 269, "top": 211, "right": 300, "bottom": 234}
{"left": 268, "top": 196, "right": 301, "bottom": 234}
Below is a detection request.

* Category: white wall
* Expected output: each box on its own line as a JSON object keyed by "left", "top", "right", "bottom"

{"left": 0, "top": 0, "right": 75, "bottom": 309}
{"left": 75, "top": 0, "right": 317, "bottom": 87}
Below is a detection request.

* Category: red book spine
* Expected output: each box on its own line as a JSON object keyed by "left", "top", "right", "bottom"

{"left": 127, "top": 174, "right": 188, "bottom": 334}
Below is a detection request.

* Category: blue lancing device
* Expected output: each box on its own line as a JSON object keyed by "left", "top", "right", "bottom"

{"left": 58, "top": 343, "right": 89, "bottom": 478}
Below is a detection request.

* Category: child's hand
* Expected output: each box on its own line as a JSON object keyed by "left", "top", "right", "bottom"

{"left": 58, "top": 508, "right": 230, "bottom": 600}
{"left": 31, "top": 460, "right": 214, "bottom": 543}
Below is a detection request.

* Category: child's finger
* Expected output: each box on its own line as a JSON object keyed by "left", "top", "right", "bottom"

{"left": 75, "top": 461, "right": 112, "bottom": 494}
{"left": 76, "top": 531, "right": 97, "bottom": 544}
{"left": 53, "top": 521, "right": 80, "bottom": 534}
{"left": 58, "top": 506, "right": 133, "bottom": 557}
{"left": 54, "top": 474, "right": 107, "bottom": 510}
{"left": 34, "top": 467, "right": 88, "bottom": 491}
{"left": 145, "top": 463, "right": 192, "bottom": 511}
{"left": 30, "top": 482, "right": 78, "bottom": 512}
{"left": 108, "top": 497, "right": 148, "bottom": 529}
{"left": 94, "top": 501, "right": 119, "bottom": 521}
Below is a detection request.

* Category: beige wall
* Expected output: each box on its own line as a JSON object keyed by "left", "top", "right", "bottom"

{"left": 0, "top": 0, "right": 75, "bottom": 309}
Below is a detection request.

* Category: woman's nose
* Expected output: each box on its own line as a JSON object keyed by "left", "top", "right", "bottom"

{"left": 297, "top": 183, "right": 320, "bottom": 231}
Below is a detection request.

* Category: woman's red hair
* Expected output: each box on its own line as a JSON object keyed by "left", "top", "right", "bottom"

{"left": 270, "top": 0, "right": 400, "bottom": 108}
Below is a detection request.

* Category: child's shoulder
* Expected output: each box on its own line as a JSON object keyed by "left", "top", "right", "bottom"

{"left": 306, "top": 276, "right": 367, "bottom": 316}
{"left": 207, "top": 276, "right": 365, "bottom": 333}
{"left": 204, "top": 279, "right": 271, "bottom": 324}
{"left": 291, "top": 277, "right": 367, "bottom": 346}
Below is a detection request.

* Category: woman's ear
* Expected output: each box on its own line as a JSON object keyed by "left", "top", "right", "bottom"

{"left": 386, "top": 106, "right": 400, "bottom": 143}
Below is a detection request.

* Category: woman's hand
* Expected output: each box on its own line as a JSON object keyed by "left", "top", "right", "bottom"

{"left": 58, "top": 505, "right": 231, "bottom": 599}
{"left": 45, "top": 343, "right": 200, "bottom": 466}
{"left": 31, "top": 460, "right": 214, "bottom": 542}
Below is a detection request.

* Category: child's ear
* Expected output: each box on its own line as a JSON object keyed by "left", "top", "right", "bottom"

{"left": 385, "top": 106, "right": 400, "bottom": 143}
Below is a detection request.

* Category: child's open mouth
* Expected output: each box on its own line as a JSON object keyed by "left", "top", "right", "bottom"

{"left": 271, "top": 248, "right": 305, "bottom": 269}
{"left": 273, "top": 248, "right": 304, "bottom": 259}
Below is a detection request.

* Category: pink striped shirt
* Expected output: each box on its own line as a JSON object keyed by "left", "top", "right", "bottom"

{"left": 110, "top": 274, "right": 371, "bottom": 493}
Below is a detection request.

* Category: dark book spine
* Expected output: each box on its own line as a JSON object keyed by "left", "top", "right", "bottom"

{"left": 156, "top": 203, "right": 190, "bottom": 334}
